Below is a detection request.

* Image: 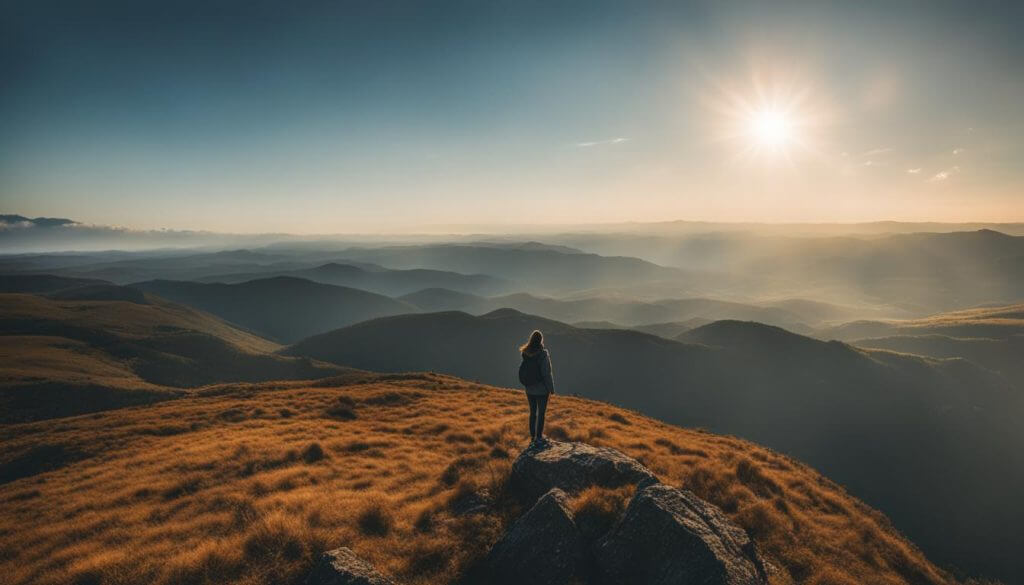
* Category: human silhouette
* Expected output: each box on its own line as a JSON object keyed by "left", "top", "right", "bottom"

{"left": 518, "top": 329, "right": 555, "bottom": 449}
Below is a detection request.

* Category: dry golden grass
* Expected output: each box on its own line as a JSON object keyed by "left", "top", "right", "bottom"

{"left": 0, "top": 373, "right": 958, "bottom": 585}
{"left": 0, "top": 335, "right": 160, "bottom": 390}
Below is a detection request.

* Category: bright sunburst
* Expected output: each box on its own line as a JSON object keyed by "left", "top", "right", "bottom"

{"left": 703, "top": 73, "right": 825, "bottom": 163}
{"left": 748, "top": 109, "right": 794, "bottom": 150}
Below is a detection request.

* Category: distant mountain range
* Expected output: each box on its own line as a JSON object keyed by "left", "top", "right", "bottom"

{"left": 130, "top": 277, "right": 415, "bottom": 343}
{"left": 284, "top": 307, "right": 1024, "bottom": 582}
{"left": 399, "top": 287, "right": 865, "bottom": 332}
{"left": 197, "top": 262, "right": 511, "bottom": 296}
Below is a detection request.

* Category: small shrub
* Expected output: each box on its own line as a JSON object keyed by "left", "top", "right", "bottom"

{"left": 405, "top": 541, "right": 449, "bottom": 576}
{"left": 325, "top": 403, "right": 357, "bottom": 420}
{"left": 301, "top": 442, "right": 326, "bottom": 463}
{"left": 414, "top": 507, "right": 435, "bottom": 533}
{"left": 735, "top": 458, "right": 781, "bottom": 498}
{"left": 608, "top": 412, "right": 630, "bottom": 425}
{"left": 357, "top": 499, "right": 394, "bottom": 536}
{"left": 445, "top": 432, "right": 476, "bottom": 444}
{"left": 218, "top": 408, "right": 247, "bottom": 423}
{"left": 242, "top": 513, "right": 307, "bottom": 561}
{"left": 440, "top": 463, "right": 461, "bottom": 486}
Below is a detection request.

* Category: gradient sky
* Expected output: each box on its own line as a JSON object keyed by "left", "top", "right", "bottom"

{"left": 2, "top": 0, "right": 1022, "bottom": 233}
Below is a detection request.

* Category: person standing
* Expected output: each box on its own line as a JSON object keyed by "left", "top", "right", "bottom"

{"left": 518, "top": 329, "right": 555, "bottom": 449}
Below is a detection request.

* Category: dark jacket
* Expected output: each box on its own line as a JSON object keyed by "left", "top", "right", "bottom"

{"left": 523, "top": 348, "right": 555, "bottom": 395}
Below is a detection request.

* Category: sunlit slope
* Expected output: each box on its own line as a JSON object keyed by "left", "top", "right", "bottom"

{"left": 0, "top": 374, "right": 957, "bottom": 585}
{"left": 285, "top": 309, "right": 1022, "bottom": 582}
{"left": 0, "top": 293, "right": 343, "bottom": 421}
{"left": 826, "top": 303, "right": 1024, "bottom": 388}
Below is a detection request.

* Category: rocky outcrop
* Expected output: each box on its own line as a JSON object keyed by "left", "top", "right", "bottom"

{"left": 306, "top": 547, "right": 395, "bottom": 585}
{"left": 596, "top": 483, "right": 768, "bottom": 585}
{"left": 511, "top": 440, "right": 658, "bottom": 502}
{"left": 484, "top": 488, "right": 585, "bottom": 585}
{"left": 308, "top": 442, "right": 767, "bottom": 585}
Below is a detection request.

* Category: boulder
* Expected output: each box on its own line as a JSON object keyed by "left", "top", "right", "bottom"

{"left": 511, "top": 441, "right": 658, "bottom": 503}
{"left": 485, "top": 488, "right": 585, "bottom": 585}
{"left": 596, "top": 484, "right": 768, "bottom": 585}
{"left": 306, "top": 547, "right": 395, "bottom": 585}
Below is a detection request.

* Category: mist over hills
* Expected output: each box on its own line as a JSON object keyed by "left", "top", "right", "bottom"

{"left": 5, "top": 224, "right": 1022, "bottom": 316}
{"left": 551, "top": 229, "right": 1024, "bottom": 313}
{"left": 130, "top": 277, "right": 415, "bottom": 343}
{"left": 285, "top": 308, "right": 1024, "bottom": 581}
{"left": 197, "top": 262, "right": 512, "bottom": 296}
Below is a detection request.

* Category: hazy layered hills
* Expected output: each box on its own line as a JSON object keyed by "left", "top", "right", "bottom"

{"left": 197, "top": 261, "right": 512, "bottom": 296}
{"left": 0, "top": 293, "right": 345, "bottom": 422}
{"left": 131, "top": 277, "right": 416, "bottom": 343}
{"left": 327, "top": 244, "right": 693, "bottom": 295}
{"left": 554, "top": 229, "right": 1024, "bottom": 313}
{"left": 285, "top": 309, "right": 1023, "bottom": 582}
{"left": 399, "top": 287, "right": 864, "bottom": 332}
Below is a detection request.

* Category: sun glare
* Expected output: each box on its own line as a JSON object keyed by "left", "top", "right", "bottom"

{"left": 749, "top": 109, "right": 793, "bottom": 150}
{"left": 703, "top": 73, "right": 825, "bottom": 163}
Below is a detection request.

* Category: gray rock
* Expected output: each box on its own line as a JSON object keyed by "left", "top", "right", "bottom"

{"left": 511, "top": 441, "right": 658, "bottom": 503}
{"left": 486, "top": 488, "right": 585, "bottom": 585}
{"left": 596, "top": 484, "right": 768, "bottom": 585}
{"left": 306, "top": 547, "right": 395, "bottom": 585}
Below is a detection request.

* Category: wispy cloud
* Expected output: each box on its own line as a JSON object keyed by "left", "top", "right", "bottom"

{"left": 861, "top": 147, "right": 892, "bottom": 157}
{"left": 907, "top": 168, "right": 922, "bottom": 174}
{"left": 929, "top": 166, "right": 961, "bottom": 182}
{"left": 952, "top": 147, "right": 966, "bottom": 155}
{"left": 575, "top": 137, "right": 629, "bottom": 148}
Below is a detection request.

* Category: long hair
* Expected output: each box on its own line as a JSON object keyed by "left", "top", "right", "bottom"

{"left": 519, "top": 329, "right": 544, "bottom": 354}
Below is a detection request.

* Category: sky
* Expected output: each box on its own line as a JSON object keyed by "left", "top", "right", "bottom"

{"left": 1, "top": 0, "right": 1022, "bottom": 233}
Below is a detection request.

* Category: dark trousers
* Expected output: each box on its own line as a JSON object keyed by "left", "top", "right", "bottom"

{"left": 527, "top": 393, "right": 549, "bottom": 439}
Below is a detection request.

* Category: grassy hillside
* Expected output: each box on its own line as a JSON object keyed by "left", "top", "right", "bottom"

{"left": 0, "top": 374, "right": 960, "bottom": 585}
{"left": 285, "top": 309, "right": 1023, "bottom": 582}
{"left": 131, "top": 277, "right": 417, "bottom": 343}
{"left": 0, "top": 293, "right": 344, "bottom": 422}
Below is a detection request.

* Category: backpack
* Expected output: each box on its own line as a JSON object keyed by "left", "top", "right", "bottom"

{"left": 518, "top": 351, "right": 544, "bottom": 386}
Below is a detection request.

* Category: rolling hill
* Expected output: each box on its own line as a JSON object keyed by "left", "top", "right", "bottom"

{"left": 400, "top": 288, "right": 823, "bottom": 332}
{"left": 130, "top": 277, "right": 417, "bottom": 343}
{"left": 826, "top": 304, "right": 1024, "bottom": 389}
{"left": 198, "top": 262, "right": 511, "bottom": 296}
{"left": 329, "top": 244, "right": 691, "bottom": 295}
{"left": 285, "top": 309, "right": 1023, "bottom": 582}
{"left": 0, "top": 293, "right": 345, "bottom": 422}
{"left": 0, "top": 373, "right": 962, "bottom": 585}
{"left": 0, "top": 273, "right": 110, "bottom": 293}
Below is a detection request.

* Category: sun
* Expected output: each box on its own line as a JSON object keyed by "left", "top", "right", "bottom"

{"left": 748, "top": 109, "right": 793, "bottom": 150}
{"left": 702, "top": 73, "right": 826, "bottom": 163}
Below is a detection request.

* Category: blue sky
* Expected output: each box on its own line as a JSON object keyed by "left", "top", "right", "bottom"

{"left": 1, "top": 0, "right": 1022, "bottom": 232}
